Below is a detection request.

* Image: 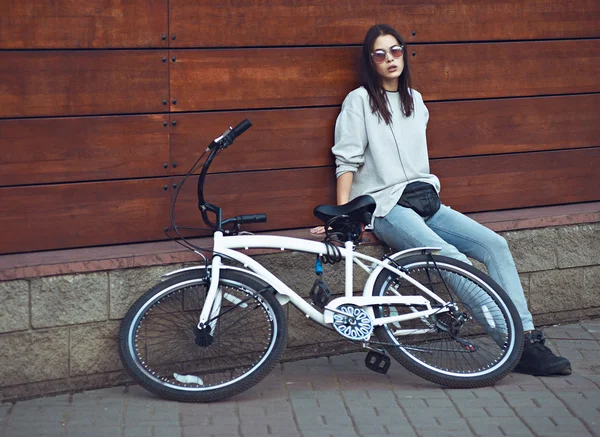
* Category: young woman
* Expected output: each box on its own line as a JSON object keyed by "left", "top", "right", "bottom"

{"left": 314, "top": 23, "right": 571, "bottom": 376}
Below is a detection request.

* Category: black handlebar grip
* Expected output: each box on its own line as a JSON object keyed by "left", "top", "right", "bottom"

{"left": 221, "top": 119, "right": 252, "bottom": 147}
{"left": 232, "top": 119, "right": 252, "bottom": 137}
{"left": 238, "top": 214, "right": 267, "bottom": 225}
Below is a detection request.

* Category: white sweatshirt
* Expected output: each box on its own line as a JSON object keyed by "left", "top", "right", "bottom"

{"left": 332, "top": 86, "right": 441, "bottom": 217}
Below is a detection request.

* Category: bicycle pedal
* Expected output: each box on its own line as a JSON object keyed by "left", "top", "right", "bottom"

{"left": 365, "top": 350, "right": 391, "bottom": 374}
{"left": 309, "top": 279, "right": 331, "bottom": 309}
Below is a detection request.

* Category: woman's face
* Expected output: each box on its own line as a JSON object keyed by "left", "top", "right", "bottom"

{"left": 372, "top": 34, "right": 404, "bottom": 91}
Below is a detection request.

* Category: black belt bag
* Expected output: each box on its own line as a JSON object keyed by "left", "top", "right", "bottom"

{"left": 397, "top": 181, "right": 441, "bottom": 217}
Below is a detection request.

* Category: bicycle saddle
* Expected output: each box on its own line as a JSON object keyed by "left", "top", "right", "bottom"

{"left": 313, "top": 195, "right": 376, "bottom": 226}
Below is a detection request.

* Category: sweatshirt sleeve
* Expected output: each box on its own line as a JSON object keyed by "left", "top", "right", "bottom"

{"left": 331, "top": 93, "right": 369, "bottom": 178}
{"left": 418, "top": 91, "right": 429, "bottom": 126}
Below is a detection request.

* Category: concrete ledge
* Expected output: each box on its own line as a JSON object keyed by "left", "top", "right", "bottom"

{"left": 1, "top": 202, "right": 599, "bottom": 281}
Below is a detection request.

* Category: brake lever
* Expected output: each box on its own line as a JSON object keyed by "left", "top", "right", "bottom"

{"left": 207, "top": 127, "right": 232, "bottom": 151}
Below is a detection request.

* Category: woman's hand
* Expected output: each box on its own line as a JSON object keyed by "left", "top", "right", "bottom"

{"left": 310, "top": 226, "right": 326, "bottom": 235}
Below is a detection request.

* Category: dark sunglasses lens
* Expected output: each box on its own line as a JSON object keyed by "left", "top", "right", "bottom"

{"left": 372, "top": 51, "right": 386, "bottom": 63}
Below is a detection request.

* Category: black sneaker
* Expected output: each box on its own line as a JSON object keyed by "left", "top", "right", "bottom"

{"left": 514, "top": 330, "right": 572, "bottom": 376}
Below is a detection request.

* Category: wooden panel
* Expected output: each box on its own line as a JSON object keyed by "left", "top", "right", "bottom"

{"left": 173, "top": 168, "right": 336, "bottom": 233}
{"left": 428, "top": 94, "right": 600, "bottom": 158}
{"left": 0, "top": 115, "right": 170, "bottom": 186}
{"left": 434, "top": 148, "right": 600, "bottom": 213}
{"left": 411, "top": 40, "right": 600, "bottom": 101}
{"left": 0, "top": 0, "right": 168, "bottom": 49}
{"left": 170, "top": 108, "right": 338, "bottom": 174}
{"left": 170, "top": 0, "right": 600, "bottom": 47}
{"left": 0, "top": 179, "right": 171, "bottom": 254}
{"left": 169, "top": 94, "right": 600, "bottom": 173}
{"left": 169, "top": 47, "right": 359, "bottom": 111}
{"left": 170, "top": 40, "right": 600, "bottom": 111}
{"left": 0, "top": 51, "right": 169, "bottom": 118}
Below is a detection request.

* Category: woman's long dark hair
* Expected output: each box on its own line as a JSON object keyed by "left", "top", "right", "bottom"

{"left": 361, "top": 24, "right": 413, "bottom": 124}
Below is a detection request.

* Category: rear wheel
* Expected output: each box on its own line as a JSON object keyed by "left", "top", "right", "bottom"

{"left": 119, "top": 269, "right": 286, "bottom": 402}
{"left": 372, "top": 254, "right": 523, "bottom": 388}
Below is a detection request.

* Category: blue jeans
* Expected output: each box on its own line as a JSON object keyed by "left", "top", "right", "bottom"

{"left": 373, "top": 204, "right": 534, "bottom": 331}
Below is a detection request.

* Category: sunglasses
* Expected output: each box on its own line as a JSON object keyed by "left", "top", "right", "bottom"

{"left": 371, "top": 45, "right": 404, "bottom": 64}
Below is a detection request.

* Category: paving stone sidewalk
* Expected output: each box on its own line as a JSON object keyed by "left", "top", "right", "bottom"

{"left": 1, "top": 321, "right": 599, "bottom": 437}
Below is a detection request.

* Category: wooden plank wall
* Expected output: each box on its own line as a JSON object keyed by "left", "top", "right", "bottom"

{"left": 0, "top": 1, "right": 599, "bottom": 254}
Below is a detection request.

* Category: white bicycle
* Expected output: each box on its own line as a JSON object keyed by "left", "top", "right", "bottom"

{"left": 119, "top": 120, "right": 524, "bottom": 402}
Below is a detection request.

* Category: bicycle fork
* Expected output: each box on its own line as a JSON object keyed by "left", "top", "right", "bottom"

{"left": 198, "top": 256, "right": 223, "bottom": 331}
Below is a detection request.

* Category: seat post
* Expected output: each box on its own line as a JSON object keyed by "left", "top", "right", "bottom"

{"left": 344, "top": 240, "right": 354, "bottom": 297}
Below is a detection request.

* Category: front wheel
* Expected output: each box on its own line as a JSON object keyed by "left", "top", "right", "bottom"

{"left": 119, "top": 269, "right": 287, "bottom": 402}
{"left": 372, "top": 254, "right": 523, "bottom": 388}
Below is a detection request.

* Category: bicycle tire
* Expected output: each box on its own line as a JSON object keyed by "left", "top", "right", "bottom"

{"left": 119, "top": 269, "right": 287, "bottom": 402}
{"left": 372, "top": 254, "right": 523, "bottom": 388}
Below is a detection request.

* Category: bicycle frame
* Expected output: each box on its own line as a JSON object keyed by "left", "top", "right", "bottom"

{"left": 165, "top": 120, "right": 450, "bottom": 339}
{"left": 193, "top": 231, "right": 448, "bottom": 333}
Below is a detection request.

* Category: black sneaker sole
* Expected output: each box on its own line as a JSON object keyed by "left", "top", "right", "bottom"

{"left": 554, "top": 365, "right": 572, "bottom": 376}
{"left": 513, "top": 363, "right": 572, "bottom": 377}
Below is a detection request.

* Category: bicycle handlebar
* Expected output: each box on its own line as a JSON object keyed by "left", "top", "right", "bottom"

{"left": 197, "top": 119, "right": 269, "bottom": 232}
{"left": 210, "top": 119, "right": 254, "bottom": 150}
{"left": 222, "top": 214, "right": 268, "bottom": 227}
{"left": 233, "top": 119, "right": 253, "bottom": 137}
